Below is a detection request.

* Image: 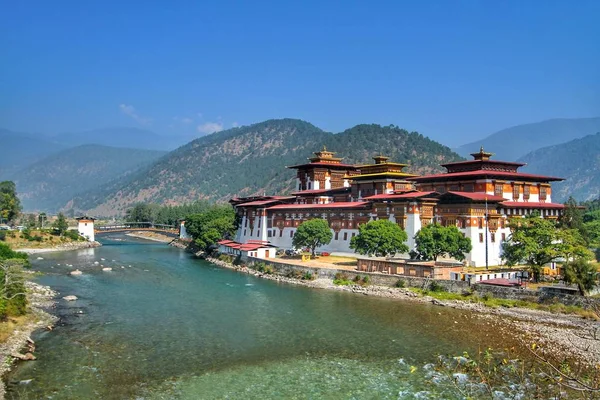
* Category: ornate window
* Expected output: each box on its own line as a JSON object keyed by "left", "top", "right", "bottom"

{"left": 494, "top": 184, "right": 503, "bottom": 197}
{"left": 523, "top": 185, "right": 530, "bottom": 200}
{"left": 540, "top": 186, "right": 547, "bottom": 201}
{"left": 512, "top": 185, "right": 520, "bottom": 200}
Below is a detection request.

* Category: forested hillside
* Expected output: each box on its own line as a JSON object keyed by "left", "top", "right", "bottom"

{"left": 457, "top": 117, "right": 600, "bottom": 161}
{"left": 519, "top": 132, "right": 600, "bottom": 202}
{"left": 13, "top": 145, "right": 165, "bottom": 212}
{"left": 66, "top": 119, "right": 463, "bottom": 216}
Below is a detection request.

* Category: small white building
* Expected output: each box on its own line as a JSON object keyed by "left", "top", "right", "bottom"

{"left": 76, "top": 216, "right": 96, "bottom": 241}
{"left": 218, "top": 240, "right": 278, "bottom": 261}
{"left": 179, "top": 220, "right": 192, "bottom": 240}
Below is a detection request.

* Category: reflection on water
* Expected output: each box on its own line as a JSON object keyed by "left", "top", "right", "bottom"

{"left": 6, "top": 235, "right": 516, "bottom": 399}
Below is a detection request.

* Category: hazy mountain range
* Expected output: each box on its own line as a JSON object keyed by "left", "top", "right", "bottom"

{"left": 2, "top": 117, "right": 599, "bottom": 215}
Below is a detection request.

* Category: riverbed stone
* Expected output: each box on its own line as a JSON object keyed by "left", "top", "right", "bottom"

{"left": 70, "top": 270, "right": 82, "bottom": 276}
{"left": 63, "top": 295, "right": 78, "bottom": 301}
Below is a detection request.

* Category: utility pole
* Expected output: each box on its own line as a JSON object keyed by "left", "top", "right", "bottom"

{"left": 485, "top": 195, "right": 489, "bottom": 270}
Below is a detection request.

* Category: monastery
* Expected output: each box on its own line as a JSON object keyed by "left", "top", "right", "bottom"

{"left": 229, "top": 147, "right": 564, "bottom": 267}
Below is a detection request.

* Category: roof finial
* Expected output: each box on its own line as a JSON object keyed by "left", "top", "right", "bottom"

{"left": 480, "top": 145, "right": 484, "bottom": 153}
{"left": 323, "top": 145, "right": 327, "bottom": 151}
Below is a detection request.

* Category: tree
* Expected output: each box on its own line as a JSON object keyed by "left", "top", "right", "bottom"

{"left": 559, "top": 196, "right": 584, "bottom": 231}
{"left": 501, "top": 213, "right": 589, "bottom": 282}
{"left": 412, "top": 223, "right": 472, "bottom": 262}
{"left": 350, "top": 219, "right": 408, "bottom": 257}
{"left": 125, "top": 203, "right": 160, "bottom": 223}
{"left": 292, "top": 219, "right": 333, "bottom": 257}
{"left": 184, "top": 205, "right": 236, "bottom": 251}
{"left": 52, "top": 213, "right": 69, "bottom": 236}
{"left": 563, "top": 258, "right": 598, "bottom": 296}
{"left": 0, "top": 181, "right": 21, "bottom": 224}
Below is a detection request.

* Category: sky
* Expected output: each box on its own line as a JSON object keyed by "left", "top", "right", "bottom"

{"left": 2, "top": 1, "right": 599, "bottom": 147}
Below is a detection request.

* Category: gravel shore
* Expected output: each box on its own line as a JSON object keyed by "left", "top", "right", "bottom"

{"left": 18, "top": 241, "right": 101, "bottom": 254}
{"left": 0, "top": 280, "right": 58, "bottom": 400}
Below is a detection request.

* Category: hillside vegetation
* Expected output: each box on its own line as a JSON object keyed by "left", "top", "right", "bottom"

{"left": 457, "top": 117, "right": 600, "bottom": 161}
{"left": 67, "top": 119, "right": 463, "bottom": 216}
{"left": 519, "top": 132, "right": 600, "bottom": 202}
{"left": 13, "top": 145, "right": 165, "bottom": 212}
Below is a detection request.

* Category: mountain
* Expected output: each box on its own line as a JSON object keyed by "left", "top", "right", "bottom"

{"left": 65, "top": 119, "right": 463, "bottom": 216}
{"left": 519, "top": 132, "right": 600, "bottom": 203}
{"left": 12, "top": 145, "right": 166, "bottom": 212}
{"left": 52, "top": 127, "right": 195, "bottom": 151}
{"left": 0, "top": 129, "right": 67, "bottom": 179}
{"left": 457, "top": 117, "right": 600, "bottom": 161}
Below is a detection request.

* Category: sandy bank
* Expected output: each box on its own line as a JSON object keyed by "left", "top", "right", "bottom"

{"left": 126, "top": 232, "right": 173, "bottom": 243}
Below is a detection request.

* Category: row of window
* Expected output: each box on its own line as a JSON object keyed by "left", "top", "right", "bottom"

{"left": 478, "top": 232, "right": 506, "bottom": 243}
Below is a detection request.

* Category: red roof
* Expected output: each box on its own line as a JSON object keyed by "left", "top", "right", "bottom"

{"left": 287, "top": 162, "right": 357, "bottom": 169}
{"left": 236, "top": 199, "right": 282, "bottom": 207}
{"left": 440, "top": 191, "right": 507, "bottom": 202}
{"left": 500, "top": 201, "right": 565, "bottom": 209}
{"left": 267, "top": 202, "right": 370, "bottom": 210}
{"left": 218, "top": 240, "right": 275, "bottom": 252}
{"left": 409, "top": 170, "right": 563, "bottom": 182}
{"left": 363, "top": 191, "right": 437, "bottom": 200}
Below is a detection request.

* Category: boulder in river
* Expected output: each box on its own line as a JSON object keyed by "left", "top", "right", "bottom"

{"left": 70, "top": 270, "right": 82, "bottom": 276}
{"left": 102, "top": 267, "right": 112, "bottom": 272}
{"left": 63, "top": 295, "right": 78, "bottom": 301}
{"left": 12, "top": 352, "right": 36, "bottom": 361}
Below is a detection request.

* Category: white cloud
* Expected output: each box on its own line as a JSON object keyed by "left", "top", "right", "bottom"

{"left": 119, "top": 104, "right": 152, "bottom": 126}
{"left": 197, "top": 121, "right": 224, "bottom": 134}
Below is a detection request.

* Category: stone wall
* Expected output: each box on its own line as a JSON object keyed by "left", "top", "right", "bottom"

{"left": 244, "top": 256, "right": 599, "bottom": 308}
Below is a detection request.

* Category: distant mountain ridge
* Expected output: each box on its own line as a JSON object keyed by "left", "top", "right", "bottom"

{"left": 519, "top": 132, "right": 600, "bottom": 202}
{"left": 457, "top": 117, "right": 600, "bottom": 161}
{"left": 65, "top": 119, "right": 464, "bottom": 216}
{"left": 13, "top": 144, "right": 166, "bottom": 212}
{"left": 0, "top": 129, "right": 68, "bottom": 179}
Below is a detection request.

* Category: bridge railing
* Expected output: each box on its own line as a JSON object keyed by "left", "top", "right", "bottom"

{"left": 96, "top": 222, "right": 177, "bottom": 231}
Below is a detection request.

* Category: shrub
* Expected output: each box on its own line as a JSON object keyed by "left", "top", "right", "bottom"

{"left": 362, "top": 275, "right": 370, "bottom": 284}
{"left": 0, "top": 231, "right": 5, "bottom": 241}
{"left": 333, "top": 272, "right": 354, "bottom": 286}
{"left": 302, "top": 272, "right": 315, "bottom": 281}
{"left": 218, "top": 254, "right": 234, "bottom": 264}
{"left": 395, "top": 279, "right": 406, "bottom": 288}
{"left": 429, "top": 280, "right": 446, "bottom": 293}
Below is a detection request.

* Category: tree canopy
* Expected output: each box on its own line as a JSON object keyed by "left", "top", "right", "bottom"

{"left": 350, "top": 219, "right": 408, "bottom": 257}
{"left": 184, "top": 205, "right": 236, "bottom": 251}
{"left": 292, "top": 219, "right": 333, "bottom": 256}
{"left": 0, "top": 181, "right": 22, "bottom": 223}
{"left": 502, "top": 213, "right": 591, "bottom": 282}
{"left": 563, "top": 258, "right": 598, "bottom": 296}
{"left": 411, "top": 223, "right": 472, "bottom": 262}
{"left": 52, "top": 213, "right": 69, "bottom": 236}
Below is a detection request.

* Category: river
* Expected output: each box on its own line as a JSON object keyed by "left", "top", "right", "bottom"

{"left": 5, "top": 235, "right": 520, "bottom": 399}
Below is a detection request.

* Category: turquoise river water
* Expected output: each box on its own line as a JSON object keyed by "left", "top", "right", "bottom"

{"left": 5, "top": 235, "right": 519, "bottom": 399}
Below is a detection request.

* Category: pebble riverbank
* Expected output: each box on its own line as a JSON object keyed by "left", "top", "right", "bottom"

{"left": 0, "top": 280, "right": 58, "bottom": 400}
{"left": 202, "top": 255, "right": 600, "bottom": 366}
{"left": 18, "top": 241, "right": 101, "bottom": 255}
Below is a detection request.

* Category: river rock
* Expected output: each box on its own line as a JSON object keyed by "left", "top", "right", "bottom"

{"left": 102, "top": 267, "right": 112, "bottom": 272}
{"left": 70, "top": 270, "right": 82, "bottom": 276}
{"left": 63, "top": 295, "right": 78, "bottom": 301}
{"left": 36, "top": 257, "right": 43, "bottom": 260}
{"left": 12, "top": 352, "right": 36, "bottom": 361}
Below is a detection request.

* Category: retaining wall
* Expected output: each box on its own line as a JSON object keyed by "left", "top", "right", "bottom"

{"left": 244, "top": 256, "right": 600, "bottom": 308}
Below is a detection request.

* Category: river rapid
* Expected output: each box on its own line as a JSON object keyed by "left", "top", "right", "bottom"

{"left": 5, "top": 235, "right": 522, "bottom": 399}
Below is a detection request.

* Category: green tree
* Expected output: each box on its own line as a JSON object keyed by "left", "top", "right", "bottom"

{"left": 501, "top": 213, "right": 589, "bottom": 282}
{"left": 125, "top": 203, "right": 160, "bottom": 223}
{"left": 412, "top": 223, "right": 472, "bottom": 262}
{"left": 0, "top": 181, "right": 22, "bottom": 224}
{"left": 350, "top": 219, "right": 408, "bottom": 257}
{"left": 52, "top": 213, "right": 69, "bottom": 236}
{"left": 185, "top": 205, "right": 236, "bottom": 251}
{"left": 563, "top": 258, "right": 598, "bottom": 296}
{"left": 38, "top": 212, "right": 47, "bottom": 228}
{"left": 292, "top": 219, "right": 333, "bottom": 256}
{"left": 559, "top": 196, "right": 584, "bottom": 231}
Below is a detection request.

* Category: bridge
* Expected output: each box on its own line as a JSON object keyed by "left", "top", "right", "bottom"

{"left": 95, "top": 222, "right": 179, "bottom": 237}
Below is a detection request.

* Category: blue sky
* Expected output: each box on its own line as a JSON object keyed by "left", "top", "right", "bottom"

{"left": 2, "top": 1, "right": 599, "bottom": 146}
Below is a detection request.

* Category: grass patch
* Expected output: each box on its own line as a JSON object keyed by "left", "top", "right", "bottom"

{"left": 0, "top": 314, "right": 32, "bottom": 343}
{"left": 333, "top": 272, "right": 354, "bottom": 286}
